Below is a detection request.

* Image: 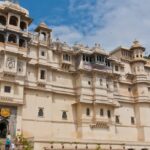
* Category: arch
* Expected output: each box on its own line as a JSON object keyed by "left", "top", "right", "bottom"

{"left": 0, "top": 119, "right": 8, "bottom": 138}
{"left": 9, "top": 16, "right": 18, "bottom": 26}
{"left": 19, "top": 38, "right": 26, "bottom": 48}
{"left": 0, "top": 34, "right": 5, "bottom": 43}
{"left": 40, "top": 32, "right": 47, "bottom": 41}
{"left": 8, "top": 34, "right": 17, "bottom": 43}
{"left": 20, "top": 21, "right": 27, "bottom": 31}
{"left": 0, "top": 15, "right": 6, "bottom": 26}
{"left": 63, "top": 54, "right": 70, "bottom": 61}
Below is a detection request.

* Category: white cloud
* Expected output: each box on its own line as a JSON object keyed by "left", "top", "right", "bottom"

{"left": 52, "top": 25, "right": 83, "bottom": 45}
{"left": 51, "top": 0, "right": 150, "bottom": 54}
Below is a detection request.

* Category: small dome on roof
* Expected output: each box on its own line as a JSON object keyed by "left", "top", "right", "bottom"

{"left": 39, "top": 22, "right": 49, "bottom": 29}
{"left": 130, "top": 40, "right": 145, "bottom": 51}
{"left": 35, "top": 22, "right": 52, "bottom": 32}
{"left": 92, "top": 43, "right": 107, "bottom": 54}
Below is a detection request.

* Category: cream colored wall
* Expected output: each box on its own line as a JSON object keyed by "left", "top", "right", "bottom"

{"left": 118, "top": 83, "right": 132, "bottom": 97}
{"left": 52, "top": 71, "right": 74, "bottom": 88}
{"left": 22, "top": 90, "right": 77, "bottom": 139}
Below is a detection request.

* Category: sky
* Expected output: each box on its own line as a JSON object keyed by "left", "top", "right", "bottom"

{"left": 19, "top": 0, "right": 150, "bottom": 54}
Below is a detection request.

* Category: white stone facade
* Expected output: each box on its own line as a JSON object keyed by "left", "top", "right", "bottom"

{"left": 0, "top": 1, "right": 150, "bottom": 150}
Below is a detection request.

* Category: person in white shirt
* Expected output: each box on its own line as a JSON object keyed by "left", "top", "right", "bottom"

{"left": 7, "top": 131, "right": 11, "bottom": 140}
{"left": 11, "top": 143, "right": 15, "bottom": 150}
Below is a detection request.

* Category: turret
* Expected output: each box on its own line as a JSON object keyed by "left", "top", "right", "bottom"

{"left": 0, "top": 0, "right": 32, "bottom": 48}
{"left": 130, "top": 40, "right": 146, "bottom": 75}
{"left": 34, "top": 22, "right": 52, "bottom": 46}
{"left": 131, "top": 40, "right": 145, "bottom": 59}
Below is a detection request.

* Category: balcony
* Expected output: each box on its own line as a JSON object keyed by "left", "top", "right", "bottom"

{"left": 90, "top": 117, "right": 110, "bottom": 129}
{"left": 61, "top": 54, "right": 72, "bottom": 68}
{"left": 39, "top": 40, "right": 48, "bottom": 46}
{"left": 6, "top": 24, "right": 20, "bottom": 32}
{"left": 62, "top": 60, "right": 72, "bottom": 65}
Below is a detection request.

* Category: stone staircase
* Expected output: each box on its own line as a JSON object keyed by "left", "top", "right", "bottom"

{"left": 0, "top": 138, "right": 23, "bottom": 150}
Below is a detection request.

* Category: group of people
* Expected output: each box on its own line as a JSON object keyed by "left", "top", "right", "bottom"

{"left": 5, "top": 132, "right": 15, "bottom": 150}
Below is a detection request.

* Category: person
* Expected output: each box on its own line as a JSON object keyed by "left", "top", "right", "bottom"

{"left": 7, "top": 131, "right": 11, "bottom": 140}
{"left": 5, "top": 138, "right": 11, "bottom": 150}
{"left": 11, "top": 142, "right": 15, "bottom": 150}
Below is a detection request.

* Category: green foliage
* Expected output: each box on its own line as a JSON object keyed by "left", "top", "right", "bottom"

{"left": 95, "top": 145, "right": 101, "bottom": 150}
{"left": 16, "top": 134, "right": 33, "bottom": 150}
{"left": 0, "top": 139, "right": 3, "bottom": 146}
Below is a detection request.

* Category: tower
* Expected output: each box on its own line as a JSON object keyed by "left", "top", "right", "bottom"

{"left": 130, "top": 40, "right": 146, "bottom": 75}
{"left": 0, "top": 0, "right": 32, "bottom": 137}
{"left": 130, "top": 41, "right": 149, "bottom": 141}
{"left": 34, "top": 22, "right": 52, "bottom": 46}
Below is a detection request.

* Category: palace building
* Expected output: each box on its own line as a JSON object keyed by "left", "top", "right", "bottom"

{"left": 0, "top": 0, "right": 150, "bottom": 150}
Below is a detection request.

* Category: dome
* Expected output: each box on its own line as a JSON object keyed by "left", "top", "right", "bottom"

{"left": 35, "top": 22, "right": 52, "bottom": 32}
{"left": 0, "top": 0, "right": 29, "bottom": 16}
{"left": 92, "top": 43, "right": 108, "bottom": 55}
{"left": 130, "top": 40, "right": 145, "bottom": 51}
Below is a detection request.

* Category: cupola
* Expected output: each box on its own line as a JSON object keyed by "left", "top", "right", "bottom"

{"left": 130, "top": 40, "right": 145, "bottom": 59}
{"left": 35, "top": 22, "right": 52, "bottom": 46}
{"left": 130, "top": 40, "right": 145, "bottom": 51}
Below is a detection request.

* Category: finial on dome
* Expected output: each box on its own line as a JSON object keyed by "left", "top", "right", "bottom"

{"left": 95, "top": 43, "right": 101, "bottom": 48}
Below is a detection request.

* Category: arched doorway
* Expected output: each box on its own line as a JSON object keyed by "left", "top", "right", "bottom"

{"left": 0, "top": 120, "right": 8, "bottom": 138}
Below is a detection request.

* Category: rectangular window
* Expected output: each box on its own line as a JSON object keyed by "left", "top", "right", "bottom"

{"left": 40, "top": 70, "right": 45, "bottom": 80}
{"left": 41, "top": 51, "right": 45, "bottom": 56}
{"left": 115, "top": 115, "right": 120, "bottom": 124}
{"left": 100, "top": 79, "right": 103, "bottom": 86}
{"left": 107, "top": 110, "right": 111, "bottom": 118}
{"left": 128, "top": 87, "right": 131, "bottom": 92}
{"left": 86, "top": 108, "right": 90, "bottom": 116}
{"left": 4, "top": 86, "right": 11, "bottom": 93}
{"left": 131, "top": 117, "right": 135, "bottom": 125}
{"left": 83, "top": 55, "right": 86, "bottom": 61}
{"left": 115, "top": 65, "right": 119, "bottom": 71}
{"left": 100, "top": 109, "right": 104, "bottom": 116}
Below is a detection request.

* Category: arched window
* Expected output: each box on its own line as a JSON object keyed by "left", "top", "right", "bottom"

{"left": 0, "top": 15, "right": 6, "bottom": 26}
{"left": 38, "top": 108, "right": 44, "bottom": 117}
{"left": 86, "top": 108, "right": 90, "bottom": 116}
{"left": 8, "top": 34, "right": 17, "bottom": 43}
{"left": 62, "top": 111, "right": 67, "bottom": 120}
{"left": 20, "top": 21, "right": 27, "bottom": 31}
{"left": 9, "top": 16, "right": 18, "bottom": 26}
{"left": 19, "top": 38, "right": 26, "bottom": 48}
{"left": 0, "top": 34, "right": 5, "bottom": 43}
{"left": 63, "top": 54, "right": 71, "bottom": 61}
{"left": 40, "top": 32, "right": 46, "bottom": 41}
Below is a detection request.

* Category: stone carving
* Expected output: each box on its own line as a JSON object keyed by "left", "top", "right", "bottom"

{"left": 6, "top": 57, "right": 15, "bottom": 69}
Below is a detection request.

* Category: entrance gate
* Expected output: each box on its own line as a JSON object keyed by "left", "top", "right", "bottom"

{"left": 0, "top": 119, "right": 8, "bottom": 138}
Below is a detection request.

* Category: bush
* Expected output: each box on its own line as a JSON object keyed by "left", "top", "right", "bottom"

{"left": 16, "top": 135, "right": 33, "bottom": 150}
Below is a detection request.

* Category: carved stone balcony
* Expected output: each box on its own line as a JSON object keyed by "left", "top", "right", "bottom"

{"left": 90, "top": 118, "right": 110, "bottom": 129}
